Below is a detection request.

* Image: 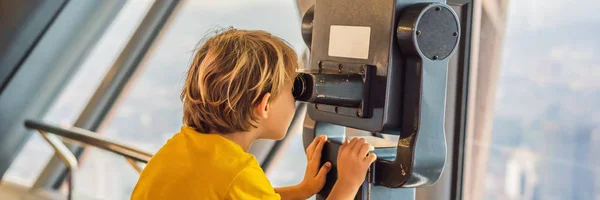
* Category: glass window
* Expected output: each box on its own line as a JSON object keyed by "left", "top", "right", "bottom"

{"left": 72, "top": 1, "right": 304, "bottom": 199}
{"left": 466, "top": 0, "right": 600, "bottom": 199}
{"left": 2, "top": 0, "right": 154, "bottom": 188}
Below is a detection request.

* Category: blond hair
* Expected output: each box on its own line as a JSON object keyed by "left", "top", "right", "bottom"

{"left": 181, "top": 28, "right": 297, "bottom": 133}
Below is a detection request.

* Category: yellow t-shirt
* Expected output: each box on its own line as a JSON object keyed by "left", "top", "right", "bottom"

{"left": 131, "top": 126, "right": 281, "bottom": 200}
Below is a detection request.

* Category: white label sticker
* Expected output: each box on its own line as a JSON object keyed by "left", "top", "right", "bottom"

{"left": 328, "top": 25, "right": 371, "bottom": 59}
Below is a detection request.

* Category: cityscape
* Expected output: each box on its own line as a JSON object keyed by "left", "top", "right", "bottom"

{"left": 478, "top": 0, "right": 600, "bottom": 199}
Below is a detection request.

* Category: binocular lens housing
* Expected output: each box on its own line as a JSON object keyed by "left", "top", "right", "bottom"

{"left": 293, "top": 73, "right": 364, "bottom": 108}
{"left": 292, "top": 73, "right": 313, "bottom": 101}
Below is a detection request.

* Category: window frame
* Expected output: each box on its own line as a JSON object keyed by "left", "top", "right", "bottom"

{"left": 447, "top": 1, "right": 473, "bottom": 199}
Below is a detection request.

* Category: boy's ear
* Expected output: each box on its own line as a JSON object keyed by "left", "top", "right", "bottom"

{"left": 256, "top": 93, "right": 271, "bottom": 119}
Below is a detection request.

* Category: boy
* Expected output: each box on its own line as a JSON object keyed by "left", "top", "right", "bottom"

{"left": 131, "top": 28, "right": 376, "bottom": 200}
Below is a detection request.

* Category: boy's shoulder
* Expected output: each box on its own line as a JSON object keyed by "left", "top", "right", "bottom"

{"left": 152, "top": 126, "right": 256, "bottom": 174}
{"left": 132, "top": 127, "right": 261, "bottom": 199}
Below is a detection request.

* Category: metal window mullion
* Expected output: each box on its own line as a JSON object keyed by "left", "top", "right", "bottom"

{"left": 449, "top": 2, "right": 474, "bottom": 200}
{"left": 32, "top": 0, "right": 182, "bottom": 190}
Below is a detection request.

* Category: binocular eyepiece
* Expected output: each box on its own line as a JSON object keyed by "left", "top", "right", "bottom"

{"left": 292, "top": 73, "right": 366, "bottom": 108}
{"left": 292, "top": 73, "right": 312, "bottom": 101}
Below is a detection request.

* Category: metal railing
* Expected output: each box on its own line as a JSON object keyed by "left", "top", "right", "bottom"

{"left": 24, "top": 120, "right": 153, "bottom": 200}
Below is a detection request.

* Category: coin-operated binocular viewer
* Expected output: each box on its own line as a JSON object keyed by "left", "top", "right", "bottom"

{"left": 293, "top": 0, "right": 460, "bottom": 199}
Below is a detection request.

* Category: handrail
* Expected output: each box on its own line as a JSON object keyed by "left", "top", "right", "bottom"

{"left": 37, "top": 129, "right": 78, "bottom": 200}
{"left": 25, "top": 120, "right": 153, "bottom": 200}
{"left": 24, "top": 120, "right": 153, "bottom": 163}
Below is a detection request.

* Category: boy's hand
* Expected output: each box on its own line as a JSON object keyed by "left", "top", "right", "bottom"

{"left": 299, "top": 135, "right": 331, "bottom": 197}
{"left": 336, "top": 138, "right": 376, "bottom": 190}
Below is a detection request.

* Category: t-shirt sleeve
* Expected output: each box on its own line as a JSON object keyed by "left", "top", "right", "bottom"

{"left": 224, "top": 165, "right": 281, "bottom": 200}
